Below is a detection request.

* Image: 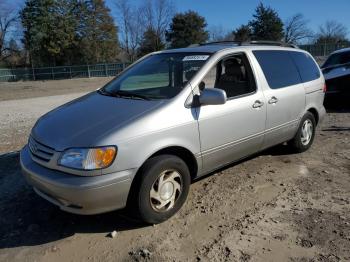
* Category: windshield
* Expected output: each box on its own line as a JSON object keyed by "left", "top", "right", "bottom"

{"left": 101, "top": 52, "right": 211, "bottom": 100}
{"left": 323, "top": 51, "right": 350, "bottom": 68}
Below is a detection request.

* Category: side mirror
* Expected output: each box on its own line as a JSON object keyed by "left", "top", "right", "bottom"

{"left": 198, "top": 88, "right": 227, "bottom": 106}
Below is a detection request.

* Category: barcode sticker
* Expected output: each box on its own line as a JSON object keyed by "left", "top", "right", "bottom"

{"left": 183, "top": 55, "right": 209, "bottom": 61}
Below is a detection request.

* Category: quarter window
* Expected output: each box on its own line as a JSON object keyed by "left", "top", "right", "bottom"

{"left": 290, "top": 51, "right": 320, "bottom": 82}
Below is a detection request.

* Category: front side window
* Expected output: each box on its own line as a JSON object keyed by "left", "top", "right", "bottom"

{"left": 102, "top": 53, "right": 210, "bottom": 100}
{"left": 253, "top": 50, "right": 301, "bottom": 89}
{"left": 200, "top": 53, "right": 256, "bottom": 98}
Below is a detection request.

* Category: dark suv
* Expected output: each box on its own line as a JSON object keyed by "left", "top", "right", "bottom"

{"left": 322, "top": 48, "right": 350, "bottom": 103}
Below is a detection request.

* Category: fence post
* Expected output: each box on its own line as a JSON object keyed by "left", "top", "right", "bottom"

{"left": 87, "top": 65, "right": 90, "bottom": 78}
{"left": 32, "top": 67, "right": 35, "bottom": 81}
{"left": 51, "top": 67, "right": 54, "bottom": 80}
{"left": 69, "top": 66, "right": 72, "bottom": 79}
{"left": 105, "top": 63, "right": 108, "bottom": 76}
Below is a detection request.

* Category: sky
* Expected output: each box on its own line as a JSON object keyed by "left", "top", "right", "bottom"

{"left": 106, "top": 0, "right": 350, "bottom": 37}
{"left": 9, "top": 0, "right": 350, "bottom": 38}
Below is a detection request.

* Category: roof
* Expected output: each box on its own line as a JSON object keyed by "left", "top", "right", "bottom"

{"left": 160, "top": 44, "right": 230, "bottom": 54}
{"left": 160, "top": 41, "right": 299, "bottom": 54}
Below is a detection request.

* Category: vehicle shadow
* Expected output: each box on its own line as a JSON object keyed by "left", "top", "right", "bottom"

{"left": 324, "top": 99, "right": 350, "bottom": 113}
{"left": 0, "top": 152, "right": 148, "bottom": 249}
{"left": 322, "top": 127, "right": 350, "bottom": 132}
{"left": 261, "top": 143, "right": 297, "bottom": 156}
{"left": 193, "top": 142, "right": 296, "bottom": 184}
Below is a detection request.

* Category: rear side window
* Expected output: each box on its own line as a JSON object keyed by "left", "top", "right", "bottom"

{"left": 290, "top": 52, "right": 320, "bottom": 82}
{"left": 253, "top": 50, "right": 301, "bottom": 89}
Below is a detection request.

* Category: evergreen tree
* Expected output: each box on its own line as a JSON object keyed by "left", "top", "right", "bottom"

{"left": 21, "top": 0, "right": 78, "bottom": 66}
{"left": 166, "top": 11, "right": 209, "bottom": 48}
{"left": 249, "top": 3, "right": 284, "bottom": 41}
{"left": 20, "top": 0, "right": 119, "bottom": 66}
{"left": 138, "top": 27, "right": 165, "bottom": 57}
{"left": 78, "top": 0, "right": 119, "bottom": 63}
{"left": 233, "top": 25, "right": 252, "bottom": 42}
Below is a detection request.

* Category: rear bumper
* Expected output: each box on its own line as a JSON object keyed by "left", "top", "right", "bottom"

{"left": 20, "top": 145, "right": 137, "bottom": 215}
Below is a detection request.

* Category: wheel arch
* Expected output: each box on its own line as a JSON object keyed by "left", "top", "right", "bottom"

{"left": 126, "top": 145, "right": 199, "bottom": 208}
{"left": 146, "top": 146, "right": 199, "bottom": 180}
{"left": 306, "top": 107, "right": 319, "bottom": 125}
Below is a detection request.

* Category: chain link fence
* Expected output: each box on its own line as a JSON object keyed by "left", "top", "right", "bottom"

{"left": 299, "top": 43, "right": 350, "bottom": 57}
{"left": 1, "top": 43, "right": 350, "bottom": 82}
{"left": 0, "top": 63, "right": 129, "bottom": 82}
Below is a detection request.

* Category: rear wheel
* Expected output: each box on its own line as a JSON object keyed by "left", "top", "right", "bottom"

{"left": 133, "top": 155, "right": 190, "bottom": 224}
{"left": 288, "top": 112, "right": 316, "bottom": 153}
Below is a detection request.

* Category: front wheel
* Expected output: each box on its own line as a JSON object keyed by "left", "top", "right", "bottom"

{"left": 288, "top": 112, "right": 316, "bottom": 153}
{"left": 134, "top": 155, "right": 191, "bottom": 224}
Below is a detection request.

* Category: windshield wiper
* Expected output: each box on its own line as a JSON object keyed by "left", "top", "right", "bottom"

{"left": 98, "top": 89, "right": 151, "bottom": 100}
{"left": 97, "top": 88, "right": 114, "bottom": 96}
{"left": 112, "top": 90, "right": 151, "bottom": 100}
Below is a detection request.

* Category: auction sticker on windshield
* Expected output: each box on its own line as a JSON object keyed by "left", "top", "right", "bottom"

{"left": 183, "top": 55, "right": 209, "bottom": 61}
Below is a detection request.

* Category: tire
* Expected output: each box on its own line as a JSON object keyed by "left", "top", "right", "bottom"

{"left": 132, "top": 155, "right": 191, "bottom": 224}
{"left": 288, "top": 112, "right": 316, "bottom": 153}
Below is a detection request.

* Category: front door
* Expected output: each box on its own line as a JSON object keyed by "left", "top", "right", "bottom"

{"left": 196, "top": 53, "right": 267, "bottom": 174}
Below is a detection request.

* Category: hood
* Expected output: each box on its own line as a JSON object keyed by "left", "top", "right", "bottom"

{"left": 32, "top": 91, "right": 164, "bottom": 151}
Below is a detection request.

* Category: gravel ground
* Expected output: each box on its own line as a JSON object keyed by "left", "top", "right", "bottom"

{"left": 0, "top": 79, "right": 349, "bottom": 262}
{"left": 0, "top": 77, "right": 112, "bottom": 154}
{"left": 0, "top": 77, "right": 112, "bottom": 102}
{"left": 0, "top": 92, "right": 87, "bottom": 154}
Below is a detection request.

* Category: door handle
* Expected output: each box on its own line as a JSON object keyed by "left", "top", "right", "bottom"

{"left": 252, "top": 100, "right": 264, "bottom": 108}
{"left": 268, "top": 96, "right": 278, "bottom": 104}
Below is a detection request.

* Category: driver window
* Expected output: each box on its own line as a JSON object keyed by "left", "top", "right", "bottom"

{"left": 200, "top": 53, "right": 256, "bottom": 98}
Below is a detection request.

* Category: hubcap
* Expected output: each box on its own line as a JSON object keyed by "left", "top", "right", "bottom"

{"left": 160, "top": 182, "right": 174, "bottom": 200}
{"left": 150, "top": 170, "right": 182, "bottom": 212}
{"left": 301, "top": 119, "right": 313, "bottom": 146}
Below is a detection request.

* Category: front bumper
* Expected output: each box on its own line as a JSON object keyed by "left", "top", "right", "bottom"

{"left": 20, "top": 145, "right": 137, "bottom": 215}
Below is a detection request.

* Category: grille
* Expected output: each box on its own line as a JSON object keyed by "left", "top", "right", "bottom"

{"left": 28, "top": 136, "right": 55, "bottom": 162}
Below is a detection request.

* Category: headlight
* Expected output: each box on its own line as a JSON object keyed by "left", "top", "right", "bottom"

{"left": 58, "top": 146, "right": 117, "bottom": 170}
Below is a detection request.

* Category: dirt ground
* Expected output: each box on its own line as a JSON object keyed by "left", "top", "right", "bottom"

{"left": 0, "top": 79, "right": 349, "bottom": 262}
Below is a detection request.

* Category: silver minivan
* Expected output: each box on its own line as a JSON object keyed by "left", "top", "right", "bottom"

{"left": 20, "top": 42, "right": 326, "bottom": 224}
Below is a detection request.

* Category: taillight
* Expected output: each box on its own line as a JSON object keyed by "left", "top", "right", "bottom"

{"left": 323, "top": 83, "right": 327, "bottom": 93}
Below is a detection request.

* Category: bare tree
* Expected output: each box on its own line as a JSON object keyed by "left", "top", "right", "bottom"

{"left": 141, "top": 0, "right": 174, "bottom": 43}
{"left": 0, "top": 2, "right": 18, "bottom": 61}
{"left": 317, "top": 20, "right": 348, "bottom": 43}
{"left": 115, "top": 0, "right": 143, "bottom": 61}
{"left": 208, "top": 25, "right": 227, "bottom": 41}
{"left": 115, "top": 0, "right": 173, "bottom": 61}
{"left": 284, "top": 14, "right": 313, "bottom": 44}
